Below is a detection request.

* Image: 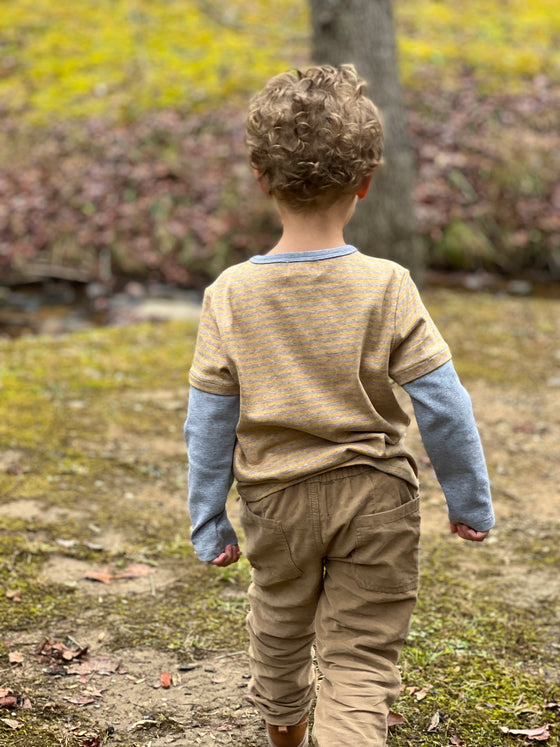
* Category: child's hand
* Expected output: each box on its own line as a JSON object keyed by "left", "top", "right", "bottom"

{"left": 209, "top": 544, "right": 242, "bottom": 567}
{"left": 450, "top": 522, "right": 489, "bottom": 542}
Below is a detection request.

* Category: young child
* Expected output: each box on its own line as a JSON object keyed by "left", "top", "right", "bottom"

{"left": 185, "top": 64, "right": 494, "bottom": 747}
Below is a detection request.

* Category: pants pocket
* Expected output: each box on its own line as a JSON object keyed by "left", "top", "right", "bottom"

{"left": 240, "top": 500, "right": 303, "bottom": 587}
{"left": 351, "top": 496, "right": 420, "bottom": 595}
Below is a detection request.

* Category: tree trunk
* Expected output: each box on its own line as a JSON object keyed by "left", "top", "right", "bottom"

{"left": 310, "top": 0, "right": 423, "bottom": 279}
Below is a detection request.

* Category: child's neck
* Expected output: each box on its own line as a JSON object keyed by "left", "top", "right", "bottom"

{"left": 268, "top": 196, "right": 356, "bottom": 254}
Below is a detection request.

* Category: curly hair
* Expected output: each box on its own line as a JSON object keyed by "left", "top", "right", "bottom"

{"left": 245, "top": 64, "right": 383, "bottom": 211}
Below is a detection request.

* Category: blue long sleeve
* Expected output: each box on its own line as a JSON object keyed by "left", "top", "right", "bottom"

{"left": 403, "top": 360, "right": 494, "bottom": 531}
{"left": 184, "top": 386, "right": 240, "bottom": 561}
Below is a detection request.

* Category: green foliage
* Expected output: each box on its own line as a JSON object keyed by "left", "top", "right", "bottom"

{"left": 396, "top": 0, "right": 560, "bottom": 92}
{"left": 0, "top": 0, "right": 558, "bottom": 124}
{"left": 0, "top": 0, "right": 308, "bottom": 123}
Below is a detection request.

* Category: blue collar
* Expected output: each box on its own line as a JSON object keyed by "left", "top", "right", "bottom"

{"left": 250, "top": 245, "right": 357, "bottom": 264}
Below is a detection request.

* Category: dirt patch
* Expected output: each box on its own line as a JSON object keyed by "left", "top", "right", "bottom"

{"left": 38, "top": 557, "right": 179, "bottom": 597}
{"left": 7, "top": 644, "right": 263, "bottom": 746}
{"left": 2, "top": 500, "right": 89, "bottom": 525}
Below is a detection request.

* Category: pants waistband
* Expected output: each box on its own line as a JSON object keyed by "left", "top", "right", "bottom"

{"left": 307, "top": 464, "right": 375, "bottom": 485}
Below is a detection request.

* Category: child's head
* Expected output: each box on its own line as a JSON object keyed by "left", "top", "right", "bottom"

{"left": 245, "top": 64, "right": 383, "bottom": 212}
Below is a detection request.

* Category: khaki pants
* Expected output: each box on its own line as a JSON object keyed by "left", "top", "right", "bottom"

{"left": 239, "top": 466, "right": 420, "bottom": 747}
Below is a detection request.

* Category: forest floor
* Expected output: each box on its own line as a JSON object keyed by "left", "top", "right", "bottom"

{"left": 0, "top": 287, "right": 559, "bottom": 746}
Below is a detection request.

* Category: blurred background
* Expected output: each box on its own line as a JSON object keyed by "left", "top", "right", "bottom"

{"left": 0, "top": 0, "right": 559, "bottom": 336}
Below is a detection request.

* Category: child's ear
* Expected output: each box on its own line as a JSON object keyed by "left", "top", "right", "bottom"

{"left": 252, "top": 169, "right": 272, "bottom": 197}
{"left": 356, "top": 175, "right": 373, "bottom": 200}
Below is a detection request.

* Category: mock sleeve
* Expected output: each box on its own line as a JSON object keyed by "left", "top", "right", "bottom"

{"left": 403, "top": 361, "right": 494, "bottom": 532}
{"left": 189, "top": 288, "right": 239, "bottom": 396}
{"left": 389, "top": 271, "right": 451, "bottom": 386}
{"left": 184, "top": 386, "right": 240, "bottom": 561}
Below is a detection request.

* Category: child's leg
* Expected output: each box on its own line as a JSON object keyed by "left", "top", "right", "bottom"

{"left": 239, "top": 487, "right": 324, "bottom": 727}
{"left": 312, "top": 469, "right": 420, "bottom": 747}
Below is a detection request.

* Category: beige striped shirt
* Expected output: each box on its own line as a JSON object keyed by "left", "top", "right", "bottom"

{"left": 189, "top": 248, "right": 451, "bottom": 500}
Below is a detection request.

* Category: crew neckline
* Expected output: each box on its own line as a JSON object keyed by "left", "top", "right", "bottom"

{"left": 250, "top": 245, "right": 357, "bottom": 264}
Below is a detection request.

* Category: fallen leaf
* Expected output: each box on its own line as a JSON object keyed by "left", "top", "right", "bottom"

{"left": 36, "top": 639, "right": 88, "bottom": 662}
{"left": 388, "top": 710, "right": 405, "bottom": 727}
{"left": 56, "top": 538, "right": 78, "bottom": 548}
{"left": 0, "top": 689, "right": 10, "bottom": 698}
{"left": 85, "top": 569, "right": 113, "bottom": 584}
{"left": 450, "top": 737, "right": 464, "bottom": 746}
{"left": 499, "top": 724, "right": 551, "bottom": 740}
{"left": 160, "top": 672, "right": 171, "bottom": 689}
{"left": 56, "top": 538, "right": 103, "bottom": 552}
{"left": 114, "top": 563, "right": 154, "bottom": 579}
{"left": 68, "top": 655, "right": 120, "bottom": 676}
{"left": 6, "top": 589, "right": 21, "bottom": 602}
{"left": 8, "top": 652, "right": 23, "bottom": 666}
{"left": 0, "top": 696, "right": 17, "bottom": 708}
{"left": 63, "top": 695, "right": 95, "bottom": 706}
{"left": 0, "top": 718, "right": 23, "bottom": 729}
{"left": 84, "top": 687, "right": 104, "bottom": 698}
{"left": 85, "top": 563, "right": 154, "bottom": 584}
{"left": 128, "top": 717, "right": 158, "bottom": 732}
{"left": 413, "top": 683, "right": 433, "bottom": 701}
{"left": 427, "top": 711, "right": 441, "bottom": 732}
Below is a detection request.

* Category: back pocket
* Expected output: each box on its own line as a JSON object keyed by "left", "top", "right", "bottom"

{"left": 351, "top": 496, "right": 420, "bottom": 595}
{"left": 240, "top": 500, "right": 303, "bottom": 587}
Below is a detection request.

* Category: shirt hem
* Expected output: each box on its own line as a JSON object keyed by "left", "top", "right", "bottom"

{"left": 189, "top": 372, "right": 240, "bottom": 396}
{"left": 235, "top": 456, "right": 419, "bottom": 503}
{"left": 394, "top": 349, "right": 452, "bottom": 386}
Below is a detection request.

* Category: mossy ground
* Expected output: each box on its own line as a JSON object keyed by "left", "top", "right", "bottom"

{"left": 0, "top": 289, "right": 559, "bottom": 745}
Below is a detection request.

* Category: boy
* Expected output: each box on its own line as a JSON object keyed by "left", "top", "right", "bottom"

{"left": 185, "top": 65, "right": 494, "bottom": 747}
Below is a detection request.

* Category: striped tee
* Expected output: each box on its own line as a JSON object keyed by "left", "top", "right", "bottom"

{"left": 189, "top": 246, "right": 451, "bottom": 500}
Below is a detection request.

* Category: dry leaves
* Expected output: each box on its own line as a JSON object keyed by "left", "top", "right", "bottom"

{"left": 427, "top": 711, "right": 442, "bottom": 732}
{"left": 0, "top": 690, "right": 17, "bottom": 709}
{"left": 63, "top": 695, "right": 96, "bottom": 706}
{"left": 499, "top": 724, "right": 551, "bottom": 740}
{"left": 85, "top": 562, "right": 154, "bottom": 585}
{"left": 67, "top": 655, "right": 121, "bottom": 677}
{"left": 407, "top": 683, "right": 433, "bottom": 701}
{"left": 56, "top": 538, "right": 103, "bottom": 551}
{"left": 0, "top": 717, "right": 23, "bottom": 730}
{"left": 8, "top": 652, "right": 23, "bottom": 666}
{"left": 36, "top": 638, "right": 89, "bottom": 662}
{"left": 388, "top": 710, "right": 405, "bottom": 727}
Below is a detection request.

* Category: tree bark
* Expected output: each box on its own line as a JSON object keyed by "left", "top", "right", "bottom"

{"left": 310, "top": 0, "right": 423, "bottom": 279}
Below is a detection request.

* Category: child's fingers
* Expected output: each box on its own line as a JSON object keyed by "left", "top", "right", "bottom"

{"left": 209, "top": 545, "right": 242, "bottom": 567}
{"left": 451, "top": 522, "right": 489, "bottom": 542}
